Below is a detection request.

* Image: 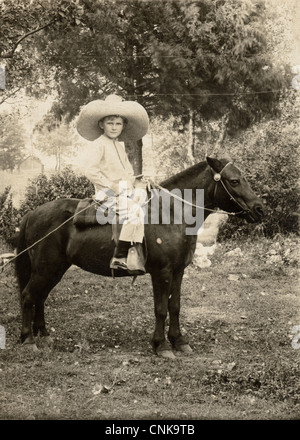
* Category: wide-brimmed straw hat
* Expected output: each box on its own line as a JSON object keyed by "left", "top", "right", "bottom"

{"left": 77, "top": 95, "right": 149, "bottom": 141}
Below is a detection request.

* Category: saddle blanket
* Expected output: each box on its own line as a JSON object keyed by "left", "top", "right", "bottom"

{"left": 73, "top": 198, "right": 100, "bottom": 227}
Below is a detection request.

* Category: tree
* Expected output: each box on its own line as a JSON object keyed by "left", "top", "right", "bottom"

{"left": 148, "top": 0, "right": 289, "bottom": 145}
{"left": 34, "top": 116, "right": 73, "bottom": 172}
{"left": 1, "top": 0, "right": 288, "bottom": 173}
{"left": 33, "top": 0, "right": 170, "bottom": 173}
{"left": 36, "top": 1, "right": 286, "bottom": 167}
{"left": 0, "top": 112, "right": 26, "bottom": 170}
{"left": 0, "top": 0, "right": 83, "bottom": 105}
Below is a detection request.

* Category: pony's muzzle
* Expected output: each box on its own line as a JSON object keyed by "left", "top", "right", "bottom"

{"left": 254, "top": 204, "right": 265, "bottom": 218}
{"left": 248, "top": 202, "right": 265, "bottom": 222}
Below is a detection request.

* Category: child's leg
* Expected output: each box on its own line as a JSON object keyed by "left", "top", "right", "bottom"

{"left": 110, "top": 196, "right": 145, "bottom": 271}
{"left": 113, "top": 240, "right": 131, "bottom": 258}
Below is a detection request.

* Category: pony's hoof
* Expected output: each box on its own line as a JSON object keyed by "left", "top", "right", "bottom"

{"left": 154, "top": 341, "right": 176, "bottom": 359}
{"left": 157, "top": 349, "right": 176, "bottom": 359}
{"left": 22, "top": 342, "right": 39, "bottom": 352}
{"left": 175, "top": 344, "right": 193, "bottom": 354}
{"left": 40, "top": 336, "right": 54, "bottom": 345}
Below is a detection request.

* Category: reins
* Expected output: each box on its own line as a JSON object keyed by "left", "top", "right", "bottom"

{"left": 149, "top": 180, "right": 240, "bottom": 216}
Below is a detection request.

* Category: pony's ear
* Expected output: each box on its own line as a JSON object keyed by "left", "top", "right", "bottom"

{"left": 206, "top": 157, "right": 223, "bottom": 173}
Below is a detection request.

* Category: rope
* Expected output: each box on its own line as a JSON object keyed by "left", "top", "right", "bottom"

{"left": 1, "top": 193, "right": 154, "bottom": 272}
{"left": 126, "top": 89, "right": 283, "bottom": 98}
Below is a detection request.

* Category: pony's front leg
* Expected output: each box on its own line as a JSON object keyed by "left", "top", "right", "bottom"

{"left": 151, "top": 269, "right": 175, "bottom": 359}
{"left": 168, "top": 269, "right": 193, "bottom": 354}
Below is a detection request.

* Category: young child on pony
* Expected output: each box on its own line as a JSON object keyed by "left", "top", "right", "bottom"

{"left": 76, "top": 94, "right": 149, "bottom": 273}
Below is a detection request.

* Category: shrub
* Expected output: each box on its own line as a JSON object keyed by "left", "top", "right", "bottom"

{"left": 152, "top": 112, "right": 299, "bottom": 238}
{"left": 218, "top": 115, "right": 299, "bottom": 238}
{"left": 19, "top": 167, "right": 94, "bottom": 216}
{"left": 150, "top": 116, "right": 192, "bottom": 181}
{"left": 0, "top": 186, "right": 21, "bottom": 244}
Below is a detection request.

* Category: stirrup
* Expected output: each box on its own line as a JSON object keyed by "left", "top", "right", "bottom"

{"left": 110, "top": 257, "right": 128, "bottom": 271}
{"left": 128, "top": 268, "right": 146, "bottom": 276}
{"left": 127, "top": 245, "right": 146, "bottom": 275}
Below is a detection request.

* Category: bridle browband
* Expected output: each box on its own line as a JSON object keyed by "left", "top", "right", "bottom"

{"left": 210, "top": 162, "right": 249, "bottom": 215}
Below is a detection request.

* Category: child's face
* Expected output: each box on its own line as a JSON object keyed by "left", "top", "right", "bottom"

{"left": 99, "top": 116, "right": 125, "bottom": 140}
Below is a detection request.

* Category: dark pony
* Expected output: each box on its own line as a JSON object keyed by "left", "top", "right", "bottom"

{"left": 15, "top": 157, "right": 264, "bottom": 358}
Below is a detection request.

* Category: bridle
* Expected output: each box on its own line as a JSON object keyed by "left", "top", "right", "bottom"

{"left": 147, "top": 161, "right": 250, "bottom": 217}
{"left": 210, "top": 162, "right": 250, "bottom": 216}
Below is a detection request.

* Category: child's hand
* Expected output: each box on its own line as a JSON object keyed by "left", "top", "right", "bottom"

{"left": 134, "top": 177, "right": 148, "bottom": 189}
{"left": 131, "top": 187, "right": 147, "bottom": 204}
{"left": 95, "top": 189, "right": 109, "bottom": 201}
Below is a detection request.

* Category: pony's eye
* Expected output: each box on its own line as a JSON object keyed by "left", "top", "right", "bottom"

{"left": 229, "top": 179, "right": 240, "bottom": 186}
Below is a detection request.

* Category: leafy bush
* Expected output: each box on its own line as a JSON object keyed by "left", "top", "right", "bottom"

{"left": 151, "top": 101, "right": 299, "bottom": 238}
{"left": 0, "top": 186, "right": 21, "bottom": 243}
{"left": 150, "top": 116, "right": 192, "bottom": 181}
{"left": 218, "top": 113, "right": 299, "bottom": 238}
{"left": 19, "top": 167, "right": 94, "bottom": 216}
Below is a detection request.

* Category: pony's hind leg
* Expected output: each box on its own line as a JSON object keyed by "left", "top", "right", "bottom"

{"left": 21, "top": 265, "right": 69, "bottom": 348}
{"left": 32, "top": 295, "right": 57, "bottom": 348}
{"left": 20, "top": 273, "right": 44, "bottom": 348}
{"left": 32, "top": 294, "right": 51, "bottom": 342}
{"left": 21, "top": 279, "right": 35, "bottom": 345}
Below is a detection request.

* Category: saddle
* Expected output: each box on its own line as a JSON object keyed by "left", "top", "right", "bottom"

{"left": 73, "top": 198, "right": 147, "bottom": 275}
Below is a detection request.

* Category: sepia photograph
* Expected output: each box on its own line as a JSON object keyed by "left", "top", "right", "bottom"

{"left": 0, "top": 0, "right": 299, "bottom": 423}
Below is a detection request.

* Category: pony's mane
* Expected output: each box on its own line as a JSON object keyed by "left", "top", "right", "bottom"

{"left": 160, "top": 160, "right": 208, "bottom": 188}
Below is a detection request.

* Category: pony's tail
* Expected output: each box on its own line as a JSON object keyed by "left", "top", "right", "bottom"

{"left": 15, "top": 212, "right": 31, "bottom": 295}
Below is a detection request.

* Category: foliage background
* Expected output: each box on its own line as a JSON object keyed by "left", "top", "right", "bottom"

{"left": 0, "top": 0, "right": 299, "bottom": 243}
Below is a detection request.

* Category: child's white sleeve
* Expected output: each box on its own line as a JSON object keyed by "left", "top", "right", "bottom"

{"left": 123, "top": 153, "right": 135, "bottom": 187}
{"left": 83, "top": 144, "right": 112, "bottom": 190}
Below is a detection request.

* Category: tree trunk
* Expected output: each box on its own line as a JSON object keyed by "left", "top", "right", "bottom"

{"left": 187, "top": 110, "right": 196, "bottom": 164}
{"left": 215, "top": 114, "right": 229, "bottom": 151}
{"left": 123, "top": 42, "right": 145, "bottom": 176}
{"left": 55, "top": 145, "right": 61, "bottom": 173}
{"left": 125, "top": 139, "right": 143, "bottom": 175}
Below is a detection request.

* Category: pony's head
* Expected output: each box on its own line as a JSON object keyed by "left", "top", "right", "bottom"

{"left": 206, "top": 157, "right": 265, "bottom": 223}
